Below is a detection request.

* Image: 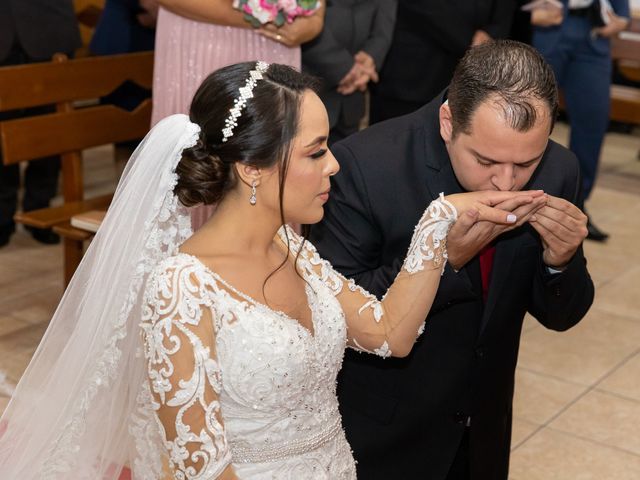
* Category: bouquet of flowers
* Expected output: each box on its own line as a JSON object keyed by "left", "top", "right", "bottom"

{"left": 233, "top": 0, "right": 322, "bottom": 27}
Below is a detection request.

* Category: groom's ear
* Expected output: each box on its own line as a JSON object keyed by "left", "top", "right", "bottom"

{"left": 439, "top": 102, "right": 453, "bottom": 144}
{"left": 235, "top": 163, "right": 262, "bottom": 187}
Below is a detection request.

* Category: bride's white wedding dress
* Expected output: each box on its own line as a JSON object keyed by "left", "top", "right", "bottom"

{"left": 0, "top": 116, "right": 456, "bottom": 480}
{"left": 138, "top": 227, "right": 355, "bottom": 479}
{"left": 138, "top": 200, "right": 454, "bottom": 479}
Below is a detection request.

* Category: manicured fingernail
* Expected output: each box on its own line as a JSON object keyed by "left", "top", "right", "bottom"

{"left": 507, "top": 214, "right": 517, "bottom": 223}
{"left": 530, "top": 215, "right": 537, "bottom": 221}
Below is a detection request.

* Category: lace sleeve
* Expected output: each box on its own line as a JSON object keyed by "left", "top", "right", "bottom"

{"left": 141, "top": 260, "right": 232, "bottom": 479}
{"left": 301, "top": 194, "right": 457, "bottom": 358}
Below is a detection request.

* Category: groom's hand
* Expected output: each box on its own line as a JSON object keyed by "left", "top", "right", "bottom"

{"left": 528, "top": 195, "right": 588, "bottom": 268}
{"left": 447, "top": 194, "right": 547, "bottom": 271}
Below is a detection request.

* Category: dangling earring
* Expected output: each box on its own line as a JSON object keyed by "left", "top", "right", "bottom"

{"left": 249, "top": 180, "right": 257, "bottom": 206}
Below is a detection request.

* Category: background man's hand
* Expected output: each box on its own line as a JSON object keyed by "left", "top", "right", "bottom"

{"left": 593, "top": 10, "right": 629, "bottom": 38}
{"left": 354, "top": 51, "right": 378, "bottom": 83}
{"left": 530, "top": 6, "right": 563, "bottom": 27}
{"left": 471, "top": 29, "right": 492, "bottom": 46}
{"left": 137, "top": 0, "right": 159, "bottom": 28}
{"left": 338, "top": 62, "right": 370, "bottom": 95}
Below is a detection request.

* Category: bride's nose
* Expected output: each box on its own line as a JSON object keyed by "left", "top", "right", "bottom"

{"left": 326, "top": 150, "right": 340, "bottom": 177}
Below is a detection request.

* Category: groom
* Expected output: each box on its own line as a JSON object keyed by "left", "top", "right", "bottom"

{"left": 310, "top": 40, "right": 594, "bottom": 479}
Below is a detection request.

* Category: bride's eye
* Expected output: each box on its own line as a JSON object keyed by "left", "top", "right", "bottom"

{"left": 310, "top": 149, "right": 327, "bottom": 160}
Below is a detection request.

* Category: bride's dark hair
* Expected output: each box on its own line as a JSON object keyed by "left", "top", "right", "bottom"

{"left": 175, "top": 62, "right": 319, "bottom": 210}
{"left": 174, "top": 62, "right": 320, "bottom": 300}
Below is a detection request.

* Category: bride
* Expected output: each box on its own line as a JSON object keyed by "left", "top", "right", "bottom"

{"left": 0, "top": 62, "right": 541, "bottom": 479}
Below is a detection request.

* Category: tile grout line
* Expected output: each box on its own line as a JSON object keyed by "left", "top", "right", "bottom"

{"left": 512, "top": 346, "right": 640, "bottom": 452}
{"left": 590, "top": 304, "right": 640, "bottom": 323}
{"left": 592, "top": 386, "right": 640, "bottom": 405}
{"left": 545, "top": 425, "right": 640, "bottom": 458}
{"left": 516, "top": 365, "right": 593, "bottom": 388}
{"left": 593, "top": 263, "right": 640, "bottom": 291}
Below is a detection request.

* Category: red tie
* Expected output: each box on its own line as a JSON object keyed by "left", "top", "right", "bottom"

{"left": 479, "top": 244, "right": 496, "bottom": 302}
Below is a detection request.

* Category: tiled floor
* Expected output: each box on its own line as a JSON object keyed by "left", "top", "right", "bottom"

{"left": 0, "top": 123, "right": 639, "bottom": 479}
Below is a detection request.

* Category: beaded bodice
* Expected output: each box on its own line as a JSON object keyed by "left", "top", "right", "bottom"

{"left": 139, "top": 229, "right": 357, "bottom": 479}
{"left": 137, "top": 196, "right": 456, "bottom": 479}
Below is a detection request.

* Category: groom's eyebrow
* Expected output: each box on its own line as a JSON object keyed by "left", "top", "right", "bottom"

{"left": 471, "top": 148, "right": 544, "bottom": 166}
{"left": 304, "top": 136, "right": 327, "bottom": 148}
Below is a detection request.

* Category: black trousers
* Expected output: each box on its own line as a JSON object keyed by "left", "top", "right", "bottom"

{"left": 445, "top": 427, "right": 471, "bottom": 480}
{"left": 0, "top": 40, "right": 60, "bottom": 231}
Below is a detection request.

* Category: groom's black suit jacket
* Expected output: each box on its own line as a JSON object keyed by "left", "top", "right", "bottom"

{"left": 309, "top": 93, "right": 595, "bottom": 480}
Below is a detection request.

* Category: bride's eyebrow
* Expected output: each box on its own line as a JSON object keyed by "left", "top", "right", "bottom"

{"left": 304, "top": 136, "right": 327, "bottom": 148}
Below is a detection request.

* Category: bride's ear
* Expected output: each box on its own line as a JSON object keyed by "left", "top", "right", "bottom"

{"left": 235, "top": 163, "right": 262, "bottom": 187}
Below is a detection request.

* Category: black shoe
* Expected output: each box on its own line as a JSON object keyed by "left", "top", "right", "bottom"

{"left": 586, "top": 217, "right": 609, "bottom": 242}
{"left": 26, "top": 226, "right": 60, "bottom": 245}
{"left": 0, "top": 225, "right": 15, "bottom": 248}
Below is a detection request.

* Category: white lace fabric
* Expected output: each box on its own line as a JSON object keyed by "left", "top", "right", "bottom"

{"left": 141, "top": 253, "right": 356, "bottom": 479}
{"left": 139, "top": 195, "right": 456, "bottom": 479}
{"left": 0, "top": 101, "right": 456, "bottom": 480}
{"left": 288, "top": 194, "right": 457, "bottom": 358}
{"left": 0, "top": 115, "right": 200, "bottom": 480}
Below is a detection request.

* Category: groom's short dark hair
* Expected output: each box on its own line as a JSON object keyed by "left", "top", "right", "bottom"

{"left": 447, "top": 40, "right": 558, "bottom": 138}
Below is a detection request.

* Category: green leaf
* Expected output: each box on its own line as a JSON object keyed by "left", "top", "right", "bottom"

{"left": 244, "top": 12, "right": 262, "bottom": 28}
{"left": 297, "top": 0, "right": 318, "bottom": 10}
{"left": 275, "top": 11, "right": 286, "bottom": 27}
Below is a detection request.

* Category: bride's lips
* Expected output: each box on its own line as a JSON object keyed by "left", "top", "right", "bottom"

{"left": 318, "top": 188, "right": 330, "bottom": 202}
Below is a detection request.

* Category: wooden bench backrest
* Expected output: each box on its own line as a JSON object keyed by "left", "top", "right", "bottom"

{"left": 611, "top": 17, "right": 640, "bottom": 86}
{"left": 612, "top": 18, "right": 640, "bottom": 63}
{"left": 0, "top": 51, "right": 153, "bottom": 201}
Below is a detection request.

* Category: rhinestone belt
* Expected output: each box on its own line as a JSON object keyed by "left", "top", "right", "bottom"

{"left": 230, "top": 416, "right": 342, "bottom": 464}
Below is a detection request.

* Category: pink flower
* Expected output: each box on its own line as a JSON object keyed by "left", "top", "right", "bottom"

{"left": 277, "top": 0, "right": 298, "bottom": 14}
{"left": 234, "top": 0, "right": 319, "bottom": 25}
{"left": 259, "top": 0, "right": 279, "bottom": 16}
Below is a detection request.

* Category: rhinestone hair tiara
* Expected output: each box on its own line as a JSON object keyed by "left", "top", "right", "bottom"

{"left": 221, "top": 61, "right": 270, "bottom": 142}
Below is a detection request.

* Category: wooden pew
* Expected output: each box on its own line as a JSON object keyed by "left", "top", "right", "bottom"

{"left": 610, "top": 17, "right": 640, "bottom": 125}
{"left": 556, "top": 18, "right": 640, "bottom": 125}
{"left": 0, "top": 51, "right": 153, "bottom": 285}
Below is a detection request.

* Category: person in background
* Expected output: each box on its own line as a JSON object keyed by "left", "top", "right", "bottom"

{"left": 532, "top": 0, "right": 631, "bottom": 241}
{"left": 151, "top": 0, "right": 325, "bottom": 230}
{"left": 368, "top": 0, "right": 517, "bottom": 124}
{"left": 0, "top": 0, "right": 81, "bottom": 247}
{"left": 151, "top": 0, "right": 325, "bottom": 126}
{"left": 302, "top": 0, "right": 396, "bottom": 145}
{"left": 90, "top": 0, "right": 158, "bottom": 159}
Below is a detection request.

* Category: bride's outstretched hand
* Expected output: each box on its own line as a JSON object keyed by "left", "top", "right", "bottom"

{"left": 444, "top": 190, "right": 547, "bottom": 270}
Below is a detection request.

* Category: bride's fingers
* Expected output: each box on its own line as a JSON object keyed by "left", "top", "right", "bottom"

{"left": 476, "top": 205, "right": 518, "bottom": 225}
{"left": 493, "top": 193, "right": 547, "bottom": 213}
{"left": 479, "top": 189, "right": 544, "bottom": 207}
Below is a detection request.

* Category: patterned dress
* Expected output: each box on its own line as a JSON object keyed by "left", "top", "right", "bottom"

{"left": 151, "top": 8, "right": 301, "bottom": 126}
{"left": 138, "top": 197, "right": 456, "bottom": 479}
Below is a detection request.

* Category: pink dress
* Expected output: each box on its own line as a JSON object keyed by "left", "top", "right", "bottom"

{"left": 151, "top": 8, "right": 301, "bottom": 126}
{"left": 152, "top": 8, "right": 301, "bottom": 230}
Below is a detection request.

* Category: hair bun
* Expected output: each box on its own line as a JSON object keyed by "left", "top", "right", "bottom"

{"left": 174, "top": 139, "right": 232, "bottom": 207}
